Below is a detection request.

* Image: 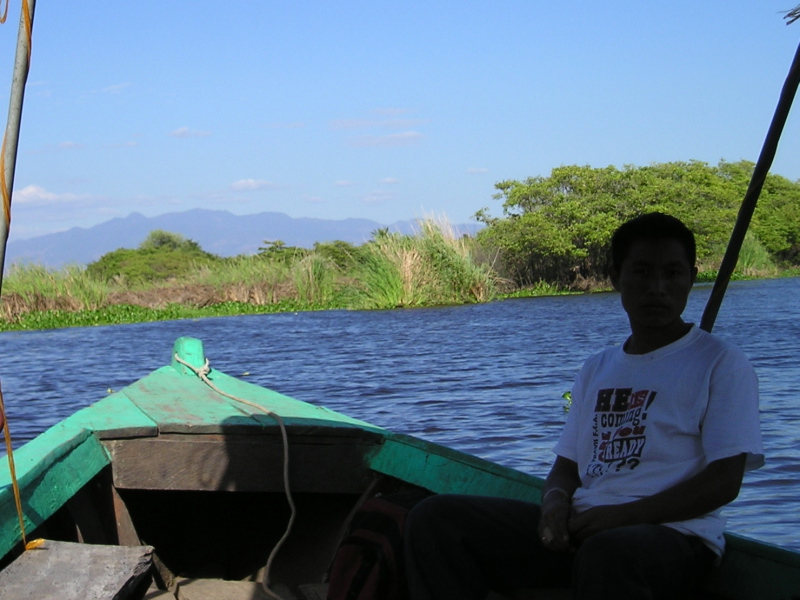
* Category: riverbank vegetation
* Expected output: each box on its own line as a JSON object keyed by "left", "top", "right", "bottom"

{"left": 1, "top": 159, "right": 798, "bottom": 331}
{"left": 0, "top": 220, "right": 503, "bottom": 330}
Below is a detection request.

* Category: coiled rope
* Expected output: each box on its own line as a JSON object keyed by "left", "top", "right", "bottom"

{"left": 172, "top": 354, "right": 295, "bottom": 600}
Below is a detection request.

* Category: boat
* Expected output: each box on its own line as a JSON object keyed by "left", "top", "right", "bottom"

{"left": 1, "top": 2, "right": 800, "bottom": 598}
{"left": 0, "top": 335, "right": 798, "bottom": 600}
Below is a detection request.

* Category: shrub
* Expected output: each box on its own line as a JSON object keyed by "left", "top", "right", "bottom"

{"left": 87, "top": 230, "right": 219, "bottom": 284}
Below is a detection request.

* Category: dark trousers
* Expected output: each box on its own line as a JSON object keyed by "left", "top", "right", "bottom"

{"left": 404, "top": 494, "right": 715, "bottom": 600}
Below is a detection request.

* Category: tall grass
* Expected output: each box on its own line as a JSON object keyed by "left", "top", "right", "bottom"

{"left": 1, "top": 264, "right": 109, "bottom": 320}
{"left": 696, "top": 232, "right": 779, "bottom": 283}
{"left": 418, "top": 219, "right": 496, "bottom": 302}
{"left": 738, "top": 232, "right": 778, "bottom": 277}
{"left": 193, "top": 256, "right": 293, "bottom": 304}
{"left": 349, "top": 238, "right": 421, "bottom": 309}
{"left": 348, "top": 219, "right": 498, "bottom": 309}
{"left": 2, "top": 217, "right": 695, "bottom": 329}
{"left": 292, "top": 253, "right": 340, "bottom": 305}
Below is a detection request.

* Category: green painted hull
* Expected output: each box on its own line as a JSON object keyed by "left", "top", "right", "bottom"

{"left": 0, "top": 337, "right": 797, "bottom": 599}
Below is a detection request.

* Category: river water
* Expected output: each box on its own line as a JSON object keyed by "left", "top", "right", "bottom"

{"left": 0, "top": 277, "right": 798, "bottom": 551}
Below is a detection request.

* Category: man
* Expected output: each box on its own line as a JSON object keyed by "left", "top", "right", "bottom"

{"left": 404, "top": 213, "right": 764, "bottom": 600}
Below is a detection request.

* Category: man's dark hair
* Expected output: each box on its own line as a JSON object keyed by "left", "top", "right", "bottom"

{"left": 610, "top": 213, "right": 696, "bottom": 273}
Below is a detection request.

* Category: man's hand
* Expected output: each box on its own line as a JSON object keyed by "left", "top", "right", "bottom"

{"left": 538, "top": 491, "right": 574, "bottom": 552}
{"left": 567, "top": 504, "right": 629, "bottom": 543}
{"left": 539, "top": 456, "right": 581, "bottom": 552}
{"left": 566, "top": 454, "right": 747, "bottom": 544}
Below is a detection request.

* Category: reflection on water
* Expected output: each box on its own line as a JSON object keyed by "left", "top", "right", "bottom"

{"left": 0, "top": 277, "right": 798, "bottom": 550}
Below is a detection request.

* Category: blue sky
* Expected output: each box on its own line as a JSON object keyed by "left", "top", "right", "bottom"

{"left": 2, "top": 1, "right": 800, "bottom": 240}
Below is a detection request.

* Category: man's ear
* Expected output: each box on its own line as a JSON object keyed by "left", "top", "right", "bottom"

{"left": 610, "top": 268, "right": 621, "bottom": 292}
{"left": 690, "top": 266, "right": 698, "bottom": 285}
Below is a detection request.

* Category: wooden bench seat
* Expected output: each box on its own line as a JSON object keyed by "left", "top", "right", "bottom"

{"left": 0, "top": 539, "right": 153, "bottom": 600}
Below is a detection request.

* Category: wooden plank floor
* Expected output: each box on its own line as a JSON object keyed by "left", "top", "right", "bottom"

{"left": 175, "top": 578, "right": 294, "bottom": 600}
{"left": 166, "top": 579, "right": 571, "bottom": 600}
{"left": 0, "top": 540, "right": 153, "bottom": 600}
{"left": 144, "top": 585, "right": 176, "bottom": 599}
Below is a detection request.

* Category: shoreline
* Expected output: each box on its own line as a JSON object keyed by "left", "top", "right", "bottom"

{"left": 2, "top": 272, "right": 795, "bottom": 333}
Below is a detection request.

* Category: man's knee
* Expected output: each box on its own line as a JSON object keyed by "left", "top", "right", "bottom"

{"left": 572, "top": 525, "right": 710, "bottom": 599}
{"left": 573, "top": 527, "right": 637, "bottom": 578}
{"left": 406, "top": 494, "right": 469, "bottom": 544}
{"left": 407, "top": 495, "right": 445, "bottom": 531}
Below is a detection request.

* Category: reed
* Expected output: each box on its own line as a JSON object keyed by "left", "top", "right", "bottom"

{"left": 193, "top": 256, "right": 295, "bottom": 305}
{"left": 348, "top": 240, "right": 415, "bottom": 309}
{"left": 418, "top": 219, "right": 497, "bottom": 302}
{"left": 18, "top": 217, "right": 788, "bottom": 330}
{"left": 1, "top": 264, "right": 109, "bottom": 321}
{"left": 291, "top": 253, "right": 340, "bottom": 305}
{"left": 348, "top": 219, "right": 498, "bottom": 309}
{"left": 737, "top": 232, "right": 778, "bottom": 277}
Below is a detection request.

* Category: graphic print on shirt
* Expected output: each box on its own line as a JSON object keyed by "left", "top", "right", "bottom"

{"left": 587, "top": 387, "right": 657, "bottom": 478}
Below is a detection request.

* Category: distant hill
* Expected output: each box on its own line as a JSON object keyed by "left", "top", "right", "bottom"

{"left": 5, "top": 209, "right": 482, "bottom": 268}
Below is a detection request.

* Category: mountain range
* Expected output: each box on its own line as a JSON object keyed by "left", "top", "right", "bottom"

{"left": 5, "top": 209, "right": 482, "bottom": 268}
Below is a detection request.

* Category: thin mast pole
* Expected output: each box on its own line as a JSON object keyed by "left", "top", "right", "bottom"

{"left": 0, "top": 0, "right": 37, "bottom": 295}
{"left": 700, "top": 38, "right": 800, "bottom": 332}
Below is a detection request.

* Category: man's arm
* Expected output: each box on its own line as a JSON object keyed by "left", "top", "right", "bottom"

{"left": 538, "top": 455, "right": 581, "bottom": 552}
{"left": 568, "top": 452, "right": 747, "bottom": 543}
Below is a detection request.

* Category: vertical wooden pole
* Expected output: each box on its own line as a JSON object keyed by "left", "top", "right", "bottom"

{"left": 700, "top": 39, "right": 800, "bottom": 332}
{"left": 0, "top": 0, "right": 37, "bottom": 294}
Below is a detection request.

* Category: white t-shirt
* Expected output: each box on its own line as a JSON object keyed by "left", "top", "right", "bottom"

{"left": 554, "top": 325, "right": 764, "bottom": 556}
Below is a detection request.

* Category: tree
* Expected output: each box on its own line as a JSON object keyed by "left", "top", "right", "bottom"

{"left": 139, "top": 229, "right": 202, "bottom": 253}
{"left": 476, "top": 160, "right": 800, "bottom": 286}
{"left": 258, "top": 239, "right": 286, "bottom": 254}
{"left": 312, "top": 240, "right": 363, "bottom": 270}
{"left": 87, "top": 230, "right": 218, "bottom": 284}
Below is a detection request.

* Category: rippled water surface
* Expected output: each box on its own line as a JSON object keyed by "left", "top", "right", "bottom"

{"left": 0, "top": 278, "right": 798, "bottom": 550}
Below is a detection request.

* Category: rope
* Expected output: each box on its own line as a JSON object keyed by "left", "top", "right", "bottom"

{"left": 21, "top": 0, "right": 31, "bottom": 65}
{"left": 1, "top": 135, "right": 10, "bottom": 228}
{"left": 0, "top": 381, "right": 45, "bottom": 552}
{"left": 0, "top": 381, "right": 26, "bottom": 547}
{"left": 172, "top": 354, "right": 296, "bottom": 600}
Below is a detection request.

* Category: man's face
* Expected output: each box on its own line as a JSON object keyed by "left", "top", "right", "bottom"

{"left": 611, "top": 238, "right": 697, "bottom": 331}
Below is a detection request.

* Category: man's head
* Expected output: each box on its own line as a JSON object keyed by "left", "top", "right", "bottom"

{"left": 610, "top": 212, "right": 696, "bottom": 274}
{"left": 609, "top": 213, "right": 699, "bottom": 352}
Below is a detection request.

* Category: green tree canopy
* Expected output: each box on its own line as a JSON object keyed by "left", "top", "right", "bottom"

{"left": 87, "top": 230, "right": 218, "bottom": 284}
{"left": 476, "top": 160, "right": 800, "bottom": 285}
{"left": 139, "top": 229, "right": 203, "bottom": 253}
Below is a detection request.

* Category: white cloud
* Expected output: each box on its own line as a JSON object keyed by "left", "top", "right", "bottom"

{"left": 265, "top": 121, "right": 306, "bottom": 129}
{"left": 467, "top": 167, "right": 489, "bottom": 174}
{"left": 331, "top": 117, "right": 426, "bottom": 130}
{"left": 334, "top": 180, "right": 357, "bottom": 187}
{"left": 230, "top": 179, "right": 277, "bottom": 191}
{"left": 169, "top": 126, "right": 211, "bottom": 138}
{"left": 331, "top": 118, "right": 375, "bottom": 130}
{"left": 30, "top": 141, "right": 86, "bottom": 154}
{"left": 363, "top": 190, "right": 396, "bottom": 205}
{"left": 106, "top": 140, "right": 138, "bottom": 149}
{"left": 14, "top": 185, "right": 70, "bottom": 205}
{"left": 380, "top": 177, "right": 399, "bottom": 184}
{"left": 373, "top": 108, "right": 413, "bottom": 116}
{"left": 349, "top": 131, "right": 423, "bottom": 148}
{"left": 102, "top": 83, "right": 130, "bottom": 95}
